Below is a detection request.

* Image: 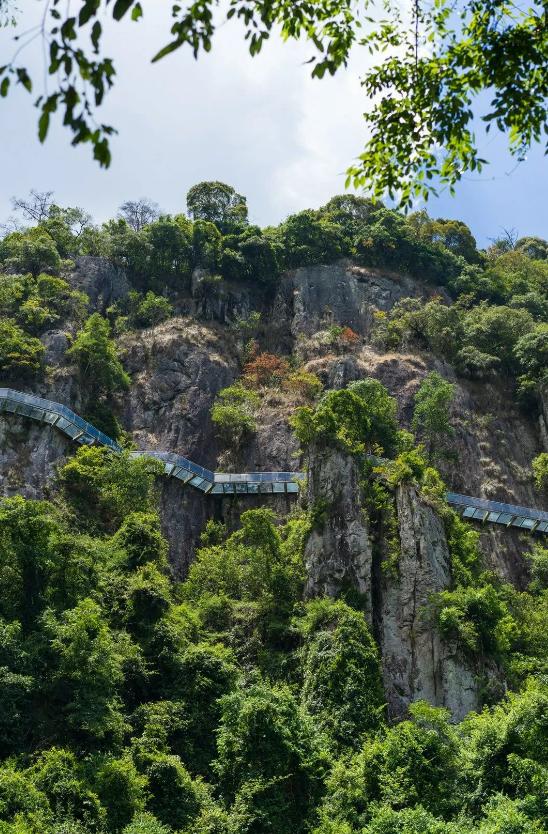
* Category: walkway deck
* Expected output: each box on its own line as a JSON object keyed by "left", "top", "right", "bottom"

{"left": 1, "top": 388, "right": 546, "bottom": 534}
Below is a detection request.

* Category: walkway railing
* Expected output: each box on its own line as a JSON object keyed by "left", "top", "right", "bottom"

{"left": 0, "top": 387, "right": 546, "bottom": 533}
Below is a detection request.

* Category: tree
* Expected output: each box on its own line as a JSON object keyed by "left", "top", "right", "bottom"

{"left": 58, "top": 447, "right": 164, "bottom": 534}
{"left": 0, "top": 319, "right": 44, "bottom": 378}
{"left": 187, "top": 182, "right": 248, "bottom": 234}
{"left": 215, "top": 681, "right": 326, "bottom": 834}
{"left": 0, "top": 228, "right": 61, "bottom": 276}
{"left": 532, "top": 454, "right": 548, "bottom": 492}
{"left": 11, "top": 190, "right": 54, "bottom": 224}
{"left": 118, "top": 199, "right": 161, "bottom": 231}
{"left": 298, "top": 599, "right": 384, "bottom": 749}
{"left": 43, "top": 599, "right": 128, "bottom": 743}
{"left": 412, "top": 372, "right": 455, "bottom": 456}
{"left": 67, "top": 313, "right": 130, "bottom": 397}
{"left": 515, "top": 237, "right": 548, "bottom": 261}
{"left": 1, "top": 2, "right": 544, "bottom": 204}
{"left": 277, "top": 210, "right": 345, "bottom": 269}
{"left": 348, "top": 378, "right": 399, "bottom": 456}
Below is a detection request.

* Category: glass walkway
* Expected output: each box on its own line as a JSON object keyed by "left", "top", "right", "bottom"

{"left": 1, "top": 388, "right": 546, "bottom": 534}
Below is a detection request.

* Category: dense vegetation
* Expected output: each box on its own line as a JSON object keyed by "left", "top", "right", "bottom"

{"left": 1, "top": 184, "right": 548, "bottom": 833}
{"left": 0, "top": 409, "right": 547, "bottom": 834}
{"left": 1, "top": 184, "right": 547, "bottom": 410}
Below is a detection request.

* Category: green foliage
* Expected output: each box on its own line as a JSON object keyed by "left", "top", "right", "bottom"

{"left": 210, "top": 384, "right": 259, "bottom": 446}
{"left": 514, "top": 324, "right": 548, "bottom": 388}
{"left": 144, "top": 754, "right": 206, "bottom": 830}
{"left": 108, "top": 216, "right": 193, "bottom": 289}
{"left": 115, "top": 291, "right": 172, "bottom": 330}
{"left": 298, "top": 599, "right": 384, "bottom": 749}
{"left": 0, "top": 318, "right": 44, "bottom": 378}
{"left": 215, "top": 681, "right": 327, "bottom": 834}
{"left": 122, "top": 813, "right": 170, "bottom": 834}
{"left": 43, "top": 598, "right": 128, "bottom": 744}
{"left": 276, "top": 210, "right": 345, "bottom": 269}
{"left": 292, "top": 389, "right": 373, "bottom": 455}
{"left": 0, "top": 273, "right": 87, "bottom": 335}
{"left": 93, "top": 757, "right": 146, "bottom": 832}
{"left": 0, "top": 228, "right": 61, "bottom": 276}
{"left": 187, "top": 182, "right": 248, "bottom": 235}
{"left": 461, "top": 305, "right": 533, "bottom": 375}
{"left": 292, "top": 380, "right": 401, "bottom": 459}
{"left": 67, "top": 313, "right": 130, "bottom": 397}
{"left": 285, "top": 370, "right": 324, "bottom": 401}
{"left": 412, "top": 372, "right": 455, "bottom": 456}
{"left": 348, "top": 378, "right": 399, "bottom": 456}
{"left": 532, "top": 454, "right": 548, "bottom": 492}
{"left": 58, "top": 447, "right": 164, "bottom": 534}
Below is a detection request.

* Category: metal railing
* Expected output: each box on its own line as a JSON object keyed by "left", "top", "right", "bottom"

{"left": 1, "top": 387, "right": 546, "bottom": 531}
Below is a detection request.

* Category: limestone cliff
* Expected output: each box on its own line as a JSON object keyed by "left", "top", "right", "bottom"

{"left": 0, "top": 255, "right": 544, "bottom": 718}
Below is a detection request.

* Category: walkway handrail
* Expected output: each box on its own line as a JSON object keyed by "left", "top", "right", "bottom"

{"left": 0, "top": 387, "right": 546, "bottom": 532}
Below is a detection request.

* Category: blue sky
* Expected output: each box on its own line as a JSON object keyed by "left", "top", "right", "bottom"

{"left": 0, "top": 2, "right": 546, "bottom": 247}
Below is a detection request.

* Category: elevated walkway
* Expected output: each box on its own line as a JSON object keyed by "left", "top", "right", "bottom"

{"left": 1, "top": 388, "right": 546, "bottom": 534}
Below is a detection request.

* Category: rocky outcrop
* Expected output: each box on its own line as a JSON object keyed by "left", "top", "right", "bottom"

{"left": 285, "top": 260, "right": 431, "bottom": 339}
{"left": 69, "top": 256, "right": 131, "bottom": 312}
{"left": 380, "top": 484, "right": 479, "bottom": 721}
{"left": 303, "top": 446, "right": 372, "bottom": 619}
{"left": 303, "top": 442, "right": 480, "bottom": 720}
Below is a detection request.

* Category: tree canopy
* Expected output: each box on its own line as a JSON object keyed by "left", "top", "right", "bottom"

{"left": 0, "top": 0, "right": 545, "bottom": 204}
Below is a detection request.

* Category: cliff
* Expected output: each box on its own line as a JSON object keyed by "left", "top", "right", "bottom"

{"left": 1, "top": 256, "right": 544, "bottom": 716}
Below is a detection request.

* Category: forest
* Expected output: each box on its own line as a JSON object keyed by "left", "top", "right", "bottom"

{"left": 0, "top": 183, "right": 547, "bottom": 834}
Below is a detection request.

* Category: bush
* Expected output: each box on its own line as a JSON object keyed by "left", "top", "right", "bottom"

{"left": 145, "top": 754, "right": 205, "bottom": 830}
{"left": 284, "top": 370, "right": 323, "bottom": 401}
{"left": 243, "top": 352, "right": 290, "bottom": 387}
{"left": 298, "top": 599, "right": 384, "bottom": 748}
{"left": 67, "top": 313, "right": 130, "bottom": 397}
{"left": 532, "top": 453, "right": 548, "bottom": 491}
{"left": 210, "top": 384, "right": 259, "bottom": 446}
{"left": 0, "top": 319, "right": 44, "bottom": 378}
{"left": 127, "top": 292, "right": 173, "bottom": 329}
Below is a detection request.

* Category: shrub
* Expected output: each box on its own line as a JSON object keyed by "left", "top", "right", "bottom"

{"left": 127, "top": 292, "right": 173, "bottom": 329}
{"left": 243, "top": 352, "right": 290, "bottom": 387}
{"left": 210, "top": 384, "right": 259, "bottom": 445}
{"left": 0, "top": 318, "right": 44, "bottom": 378}
{"left": 284, "top": 370, "right": 323, "bottom": 401}
{"left": 145, "top": 754, "right": 205, "bottom": 830}
{"left": 67, "top": 313, "right": 130, "bottom": 397}
{"left": 532, "top": 453, "right": 548, "bottom": 491}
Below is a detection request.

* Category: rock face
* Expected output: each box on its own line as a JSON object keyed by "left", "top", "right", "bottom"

{"left": 380, "top": 484, "right": 479, "bottom": 721}
{"left": 285, "top": 260, "right": 430, "bottom": 339}
{"left": 304, "top": 446, "right": 373, "bottom": 619}
{"left": 69, "top": 257, "right": 131, "bottom": 312}
{"left": 303, "top": 442, "right": 480, "bottom": 721}
{"left": 0, "top": 256, "right": 544, "bottom": 716}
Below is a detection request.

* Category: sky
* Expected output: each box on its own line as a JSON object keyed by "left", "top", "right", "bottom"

{"left": 0, "top": 1, "right": 546, "bottom": 247}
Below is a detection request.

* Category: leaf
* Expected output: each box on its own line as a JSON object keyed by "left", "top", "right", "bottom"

{"left": 78, "top": 0, "right": 100, "bottom": 26}
{"left": 38, "top": 110, "right": 50, "bottom": 142}
{"left": 112, "top": 0, "right": 135, "bottom": 21}
{"left": 16, "top": 68, "right": 32, "bottom": 92}
{"left": 151, "top": 40, "right": 182, "bottom": 62}
{"left": 0, "top": 77, "right": 9, "bottom": 97}
{"left": 131, "top": 2, "right": 143, "bottom": 21}
{"left": 91, "top": 21, "right": 102, "bottom": 51}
